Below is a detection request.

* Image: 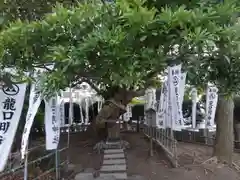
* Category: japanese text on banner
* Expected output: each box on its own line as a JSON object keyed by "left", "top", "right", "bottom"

{"left": 206, "top": 86, "right": 218, "bottom": 127}
{"left": 168, "top": 65, "right": 184, "bottom": 129}
{"left": 21, "top": 83, "right": 42, "bottom": 159}
{"left": 0, "top": 83, "right": 26, "bottom": 172}
{"left": 45, "top": 96, "right": 60, "bottom": 150}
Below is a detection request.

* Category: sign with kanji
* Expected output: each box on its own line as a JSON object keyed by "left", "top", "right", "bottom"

{"left": 0, "top": 83, "right": 26, "bottom": 172}
{"left": 44, "top": 96, "right": 61, "bottom": 150}
{"left": 21, "top": 83, "right": 42, "bottom": 159}
{"left": 168, "top": 64, "right": 184, "bottom": 130}
{"left": 206, "top": 86, "right": 218, "bottom": 127}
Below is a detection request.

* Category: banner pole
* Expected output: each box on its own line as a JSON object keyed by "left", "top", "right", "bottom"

{"left": 56, "top": 94, "right": 63, "bottom": 179}
{"left": 67, "top": 86, "right": 73, "bottom": 166}
{"left": 23, "top": 143, "right": 28, "bottom": 180}
{"left": 55, "top": 148, "right": 59, "bottom": 179}
{"left": 191, "top": 88, "right": 197, "bottom": 129}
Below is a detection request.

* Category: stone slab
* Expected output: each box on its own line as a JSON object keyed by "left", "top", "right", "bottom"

{"left": 101, "top": 164, "right": 127, "bottom": 172}
{"left": 106, "top": 140, "right": 121, "bottom": 144}
{"left": 66, "top": 163, "right": 83, "bottom": 172}
{"left": 104, "top": 153, "right": 125, "bottom": 159}
{"left": 127, "top": 175, "right": 146, "bottom": 180}
{"left": 105, "top": 144, "right": 122, "bottom": 149}
{"left": 100, "top": 173, "right": 127, "bottom": 179}
{"left": 103, "top": 159, "right": 126, "bottom": 165}
{"left": 75, "top": 173, "right": 93, "bottom": 180}
{"left": 104, "top": 149, "right": 124, "bottom": 154}
{"left": 96, "top": 176, "right": 117, "bottom": 180}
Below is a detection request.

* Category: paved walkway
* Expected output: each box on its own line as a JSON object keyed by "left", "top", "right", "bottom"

{"left": 74, "top": 141, "right": 128, "bottom": 180}
{"left": 100, "top": 148, "right": 127, "bottom": 179}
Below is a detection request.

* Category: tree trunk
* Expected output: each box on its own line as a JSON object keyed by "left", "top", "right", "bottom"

{"left": 213, "top": 95, "right": 234, "bottom": 164}
{"left": 233, "top": 97, "right": 240, "bottom": 149}
{"left": 92, "top": 88, "right": 145, "bottom": 141}
{"left": 95, "top": 99, "right": 126, "bottom": 141}
{"left": 235, "top": 123, "right": 240, "bottom": 149}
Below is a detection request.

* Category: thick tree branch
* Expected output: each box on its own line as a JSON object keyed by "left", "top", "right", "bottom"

{"left": 71, "top": 79, "right": 84, "bottom": 88}
{"left": 83, "top": 78, "right": 101, "bottom": 94}
{"left": 31, "top": 63, "right": 54, "bottom": 72}
{"left": 132, "top": 89, "right": 145, "bottom": 97}
{"left": 145, "top": 70, "right": 158, "bottom": 79}
{"left": 71, "top": 76, "right": 101, "bottom": 94}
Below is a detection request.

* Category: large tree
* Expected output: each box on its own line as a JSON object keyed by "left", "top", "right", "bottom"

{"left": 0, "top": 0, "right": 79, "bottom": 21}
{"left": 0, "top": 0, "right": 240, "bottom": 163}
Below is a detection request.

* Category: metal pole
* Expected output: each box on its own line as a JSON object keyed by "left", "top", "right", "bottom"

{"left": 55, "top": 149, "right": 60, "bottom": 179}
{"left": 23, "top": 144, "right": 29, "bottom": 180}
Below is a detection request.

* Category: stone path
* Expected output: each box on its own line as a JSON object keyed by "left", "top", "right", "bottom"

{"left": 100, "top": 148, "right": 127, "bottom": 180}
{"left": 74, "top": 144, "right": 128, "bottom": 180}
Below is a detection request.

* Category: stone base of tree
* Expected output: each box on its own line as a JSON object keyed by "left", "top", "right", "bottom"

{"left": 107, "top": 123, "right": 121, "bottom": 140}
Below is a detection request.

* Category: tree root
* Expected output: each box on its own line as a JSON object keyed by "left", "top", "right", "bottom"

{"left": 118, "top": 140, "right": 130, "bottom": 149}
{"left": 93, "top": 141, "right": 108, "bottom": 153}
{"left": 202, "top": 156, "right": 240, "bottom": 172}
{"left": 202, "top": 156, "right": 218, "bottom": 164}
{"left": 232, "top": 162, "right": 240, "bottom": 172}
{"left": 93, "top": 140, "right": 130, "bottom": 153}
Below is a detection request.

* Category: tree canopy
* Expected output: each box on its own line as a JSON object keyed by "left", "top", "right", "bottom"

{"left": 0, "top": 0, "right": 239, "bottom": 97}
{"left": 0, "top": 0, "right": 79, "bottom": 23}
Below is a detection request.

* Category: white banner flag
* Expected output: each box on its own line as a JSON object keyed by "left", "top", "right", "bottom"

{"left": 85, "top": 98, "right": 89, "bottom": 124}
{"left": 122, "top": 104, "right": 132, "bottom": 122}
{"left": 79, "top": 103, "right": 84, "bottom": 124}
{"left": 191, "top": 88, "right": 198, "bottom": 129}
{"left": 156, "top": 81, "right": 168, "bottom": 128}
{"left": 69, "top": 88, "right": 73, "bottom": 125}
{"left": 44, "top": 96, "right": 60, "bottom": 150}
{"left": 0, "top": 83, "right": 27, "bottom": 172}
{"left": 179, "top": 73, "right": 187, "bottom": 105}
{"left": 127, "top": 104, "right": 132, "bottom": 118}
{"left": 21, "top": 83, "right": 42, "bottom": 159}
{"left": 166, "top": 76, "right": 171, "bottom": 128}
{"left": 123, "top": 112, "right": 129, "bottom": 122}
{"left": 144, "top": 88, "right": 156, "bottom": 126}
{"left": 59, "top": 99, "right": 65, "bottom": 127}
{"left": 144, "top": 88, "right": 156, "bottom": 111}
{"left": 168, "top": 65, "right": 184, "bottom": 130}
{"left": 97, "top": 98, "right": 103, "bottom": 112}
{"left": 206, "top": 85, "right": 218, "bottom": 127}
{"left": 179, "top": 72, "right": 186, "bottom": 126}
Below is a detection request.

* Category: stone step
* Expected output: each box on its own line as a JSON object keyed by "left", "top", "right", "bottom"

{"left": 95, "top": 177, "right": 117, "bottom": 180}
{"left": 100, "top": 173, "right": 127, "bottom": 180}
{"left": 127, "top": 175, "right": 146, "bottom": 180}
{"left": 101, "top": 164, "right": 127, "bottom": 172}
{"left": 104, "top": 149, "right": 124, "bottom": 154}
{"left": 106, "top": 146, "right": 122, "bottom": 149}
{"left": 75, "top": 173, "right": 93, "bottom": 180}
{"left": 103, "top": 159, "right": 126, "bottom": 165}
{"left": 104, "top": 154, "right": 125, "bottom": 159}
{"left": 106, "top": 141, "right": 121, "bottom": 144}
